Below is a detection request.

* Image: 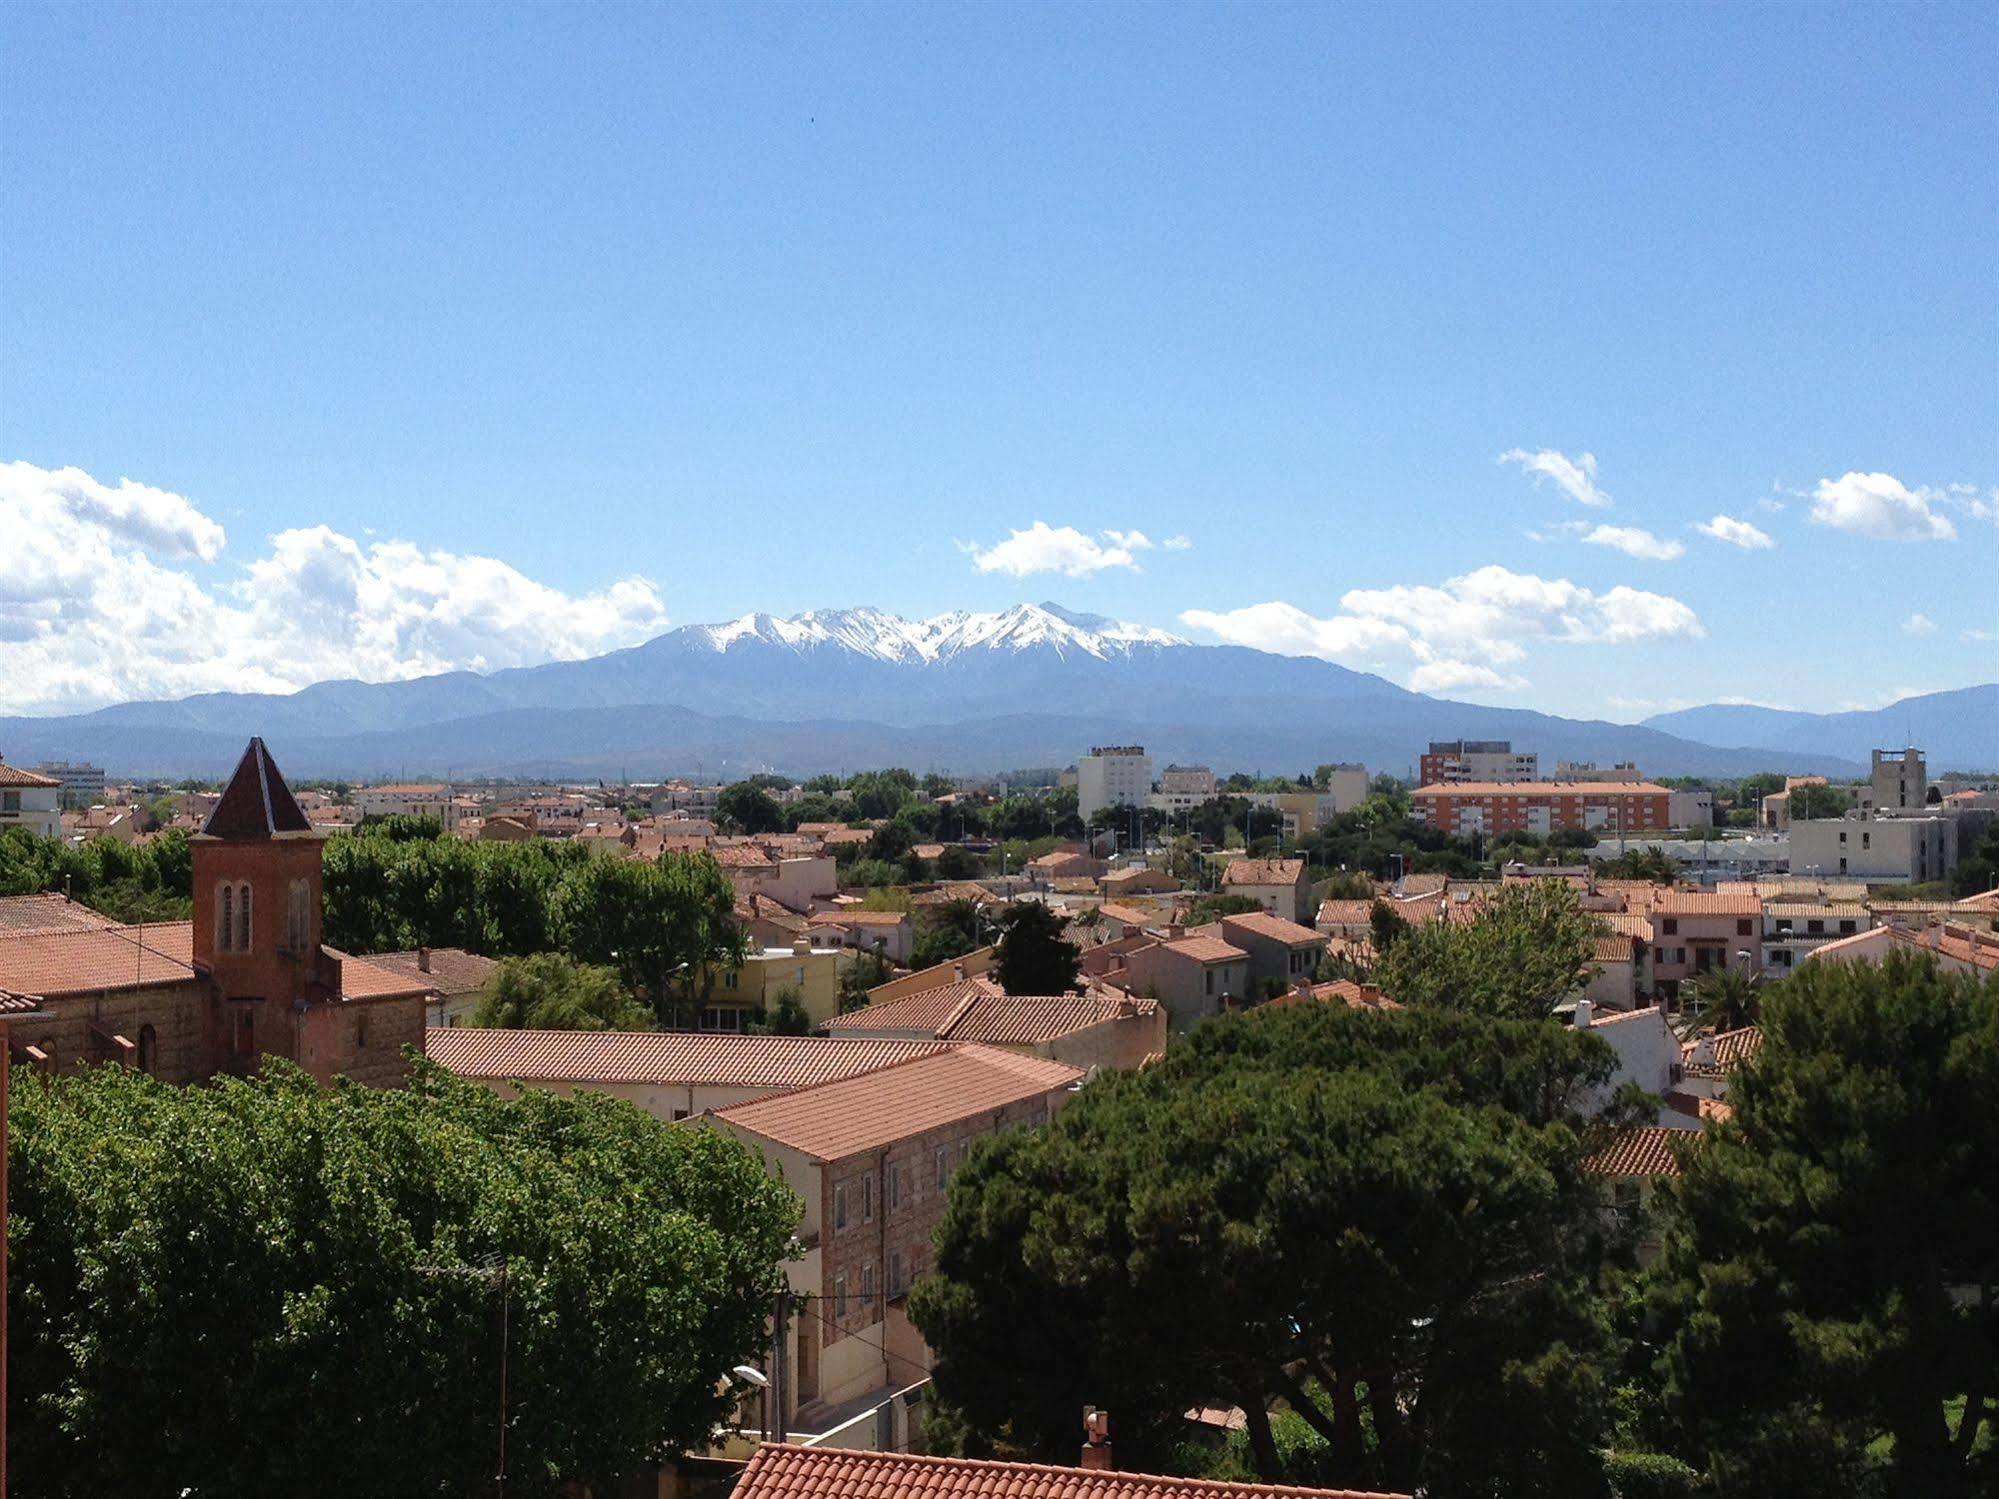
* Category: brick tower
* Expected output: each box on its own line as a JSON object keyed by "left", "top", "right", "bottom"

{"left": 192, "top": 737, "right": 326, "bottom": 1072}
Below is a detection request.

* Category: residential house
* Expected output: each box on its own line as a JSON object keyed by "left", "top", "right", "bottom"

{"left": 703, "top": 938, "right": 846, "bottom": 1029}
{"left": 1315, "top": 899, "right": 1375, "bottom": 940}
{"left": 807, "top": 909, "right": 914, "bottom": 966}
{"left": 353, "top": 782, "right": 459, "bottom": 830}
{"left": 478, "top": 812, "right": 538, "bottom": 841}
{"left": 1208, "top": 910, "right": 1327, "bottom": 996}
{"left": 362, "top": 946, "right": 500, "bottom": 1027}
{"left": 703, "top": 1047, "right": 1082, "bottom": 1439}
{"left": 1099, "top": 865, "right": 1180, "bottom": 897}
{"left": 865, "top": 946, "right": 998, "bottom": 1004}
{"left": 1114, "top": 930, "right": 1249, "bottom": 1031}
{"left": 0, "top": 760, "right": 61, "bottom": 839}
{"left": 429, "top": 1027, "right": 951, "bottom": 1119}
{"left": 1570, "top": 1000, "right": 1702, "bottom": 1129}
{"left": 1648, "top": 891, "right": 1763, "bottom": 999}
{"left": 1030, "top": 849, "right": 1106, "bottom": 884}
{"left": 1805, "top": 921, "right": 1999, "bottom": 978}
{"left": 827, "top": 981, "right": 1166, "bottom": 1071}
{"left": 1221, "top": 857, "right": 1311, "bottom": 923}
{"left": 1760, "top": 901, "right": 1870, "bottom": 975}
{"left": 1584, "top": 931, "right": 1649, "bottom": 1012}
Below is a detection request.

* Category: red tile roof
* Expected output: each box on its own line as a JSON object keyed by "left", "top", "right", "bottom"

{"left": 1653, "top": 892, "right": 1762, "bottom": 917}
{"left": 1220, "top": 911, "right": 1328, "bottom": 946}
{"left": 0, "top": 762, "right": 59, "bottom": 788}
{"left": 428, "top": 1027, "right": 952, "bottom": 1088}
{"left": 363, "top": 947, "right": 502, "bottom": 996}
{"left": 1268, "top": 980, "right": 1399, "bottom": 1012}
{"left": 710, "top": 1045, "right": 1081, "bottom": 1161}
{"left": 1315, "top": 900, "right": 1374, "bottom": 927}
{"left": 1162, "top": 935, "right": 1248, "bottom": 964}
{"left": 0, "top": 893, "right": 123, "bottom": 936}
{"left": 1581, "top": 1125, "right": 1689, "bottom": 1177}
{"left": 711, "top": 843, "right": 779, "bottom": 869}
{"left": 1222, "top": 858, "right": 1305, "bottom": 887}
{"left": 1681, "top": 1025, "right": 1761, "bottom": 1075}
{"left": 827, "top": 984, "right": 1154, "bottom": 1045}
{"left": 730, "top": 1442, "right": 1409, "bottom": 1499}
{"left": 1591, "top": 933, "right": 1643, "bottom": 963}
{"left": 0, "top": 922, "right": 196, "bottom": 996}
{"left": 323, "top": 947, "right": 437, "bottom": 1000}
{"left": 807, "top": 909, "right": 911, "bottom": 927}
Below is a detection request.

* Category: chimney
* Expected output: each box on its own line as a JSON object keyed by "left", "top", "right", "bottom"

{"left": 1080, "top": 1408, "right": 1113, "bottom": 1471}
{"left": 1573, "top": 998, "right": 1593, "bottom": 1030}
{"left": 417, "top": 946, "right": 431, "bottom": 974}
{"left": 793, "top": 936, "right": 812, "bottom": 958}
{"left": 1166, "top": 922, "right": 1184, "bottom": 940}
{"left": 952, "top": 961, "right": 967, "bottom": 981}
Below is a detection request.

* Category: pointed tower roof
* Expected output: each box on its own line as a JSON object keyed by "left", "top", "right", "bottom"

{"left": 202, "top": 737, "right": 314, "bottom": 838}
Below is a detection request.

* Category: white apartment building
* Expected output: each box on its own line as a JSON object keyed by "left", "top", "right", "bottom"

{"left": 1318, "top": 763, "right": 1371, "bottom": 814}
{"left": 1419, "top": 740, "right": 1537, "bottom": 785}
{"left": 1158, "top": 764, "right": 1217, "bottom": 797}
{"left": 1790, "top": 815, "right": 1954, "bottom": 884}
{"left": 1077, "top": 745, "right": 1153, "bottom": 822}
{"left": 1555, "top": 761, "right": 1643, "bottom": 782}
{"left": 353, "top": 782, "right": 459, "bottom": 830}
{"left": 0, "top": 760, "right": 63, "bottom": 838}
{"left": 32, "top": 759, "right": 107, "bottom": 810}
{"left": 1667, "top": 789, "right": 1715, "bottom": 828}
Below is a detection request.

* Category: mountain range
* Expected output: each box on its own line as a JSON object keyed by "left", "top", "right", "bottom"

{"left": 0, "top": 603, "right": 1991, "bottom": 781}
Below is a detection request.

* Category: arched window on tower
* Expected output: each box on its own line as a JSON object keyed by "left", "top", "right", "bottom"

{"left": 218, "top": 884, "right": 235, "bottom": 952}
{"left": 138, "top": 1023, "right": 157, "bottom": 1075}
{"left": 236, "top": 882, "right": 252, "bottom": 952}
{"left": 287, "top": 879, "right": 310, "bottom": 952}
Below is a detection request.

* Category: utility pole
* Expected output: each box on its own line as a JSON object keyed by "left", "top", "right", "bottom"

{"left": 770, "top": 1288, "right": 790, "bottom": 1442}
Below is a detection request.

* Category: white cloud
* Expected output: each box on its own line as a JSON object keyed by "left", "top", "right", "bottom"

{"left": 1962, "top": 627, "right": 1995, "bottom": 643}
{"left": 1576, "top": 524, "right": 1683, "bottom": 561}
{"left": 1498, "top": 447, "right": 1611, "bottom": 507}
{"left": 1694, "top": 513, "right": 1776, "bottom": 550}
{"left": 0, "top": 459, "right": 670, "bottom": 714}
{"left": 1161, "top": 534, "right": 1193, "bottom": 551}
{"left": 1179, "top": 564, "right": 1704, "bottom": 695}
{"left": 962, "top": 521, "right": 1150, "bottom": 578}
{"left": 1902, "top": 612, "right": 1937, "bottom": 636}
{"left": 1808, "top": 471, "right": 1956, "bottom": 541}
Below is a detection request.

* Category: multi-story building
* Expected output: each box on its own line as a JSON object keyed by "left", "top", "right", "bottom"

{"left": 1221, "top": 856, "right": 1313, "bottom": 922}
{"left": 30, "top": 759, "right": 106, "bottom": 810}
{"left": 1555, "top": 760, "right": 1643, "bottom": 782}
{"left": 1760, "top": 901, "right": 1870, "bottom": 975}
{"left": 1411, "top": 781, "right": 1670, "bottom": 838}
{"left": 1318, "top": 763, "right": 1371, "bottom": 813}
{"left": 1076, "top": 745, "right": 1152, "bottom": 822}
{"left": 1110, "top": 930, "right": 1250, "bottom": 1031}
{"left": 1871, "top": 747, "right": 1928, "bottom": 813}
{"left": 0, "top": 760, "right": 62, "bottom": 839}
{"left": 1418, "top": 740, "right": 1537, "bottom": 785}
{"left": 1667, "top": 789, "right": 1715, "bottom": 828}
{"left": 352, "top": 781, "right": 458, "bottom": 830}
{"left": 1648, "top": 890, "right": 1762, "bottom": 998}
{"left": 1157, "top": 764, "right": 1216, "bottom": 797}
{"left": 1790, "top": 815, "right": 1954, "bottom": 884}
{"left": 704, "top": 1047, "right": 1081, "bottom": 1437}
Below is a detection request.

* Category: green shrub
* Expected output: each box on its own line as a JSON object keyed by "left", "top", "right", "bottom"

{"left": 1605, "top": 1451, "right": 1703, "bottom": 1499}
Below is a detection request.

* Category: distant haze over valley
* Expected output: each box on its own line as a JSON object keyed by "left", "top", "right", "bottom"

{"left": 1, "top": 604, "right": 1992, "bottom": 780}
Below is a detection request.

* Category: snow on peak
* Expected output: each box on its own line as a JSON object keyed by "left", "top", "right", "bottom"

{"left": 694, "top": 603, "right": 1184, "bottom": 662}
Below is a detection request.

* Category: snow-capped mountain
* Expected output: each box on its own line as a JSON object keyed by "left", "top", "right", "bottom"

{"left": 0, "top": 600, "right": 1893, "bottom": 779}
{"left": 696, "top": 603, "right": 1186, "bottom": 663}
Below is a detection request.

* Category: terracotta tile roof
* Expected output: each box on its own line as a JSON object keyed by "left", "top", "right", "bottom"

{"left": 325, "top": 948, "right": 437, "bottom": 1000}
{"left": 1591, "top": 933, "right": 1643, "bottom": 962}
{"left": 807, "top": 909, "right": 910, "bottom": 927}
{"left": 829, "top": 985, "right": 1154, "bottom": 1045}
{"left": 363, "top": 947, "right": 501, "bottom": 996}
{"left": 428, "top": 1027, "right": 952, "bottom": 1088}
{"left": 0, "top": 921, "right": 196, "bottom": 996}
{"left": 1682, "top": 1025, "right": 1762, "bottom": 1076}
{"left": 1578, "top": 1003, "right": 1668, "bottom": 1029}
{"left": 1095, "top": 902, "right": 1156, "bottom": 929}
{"left": 1653, "top": 891, "right": 1762, "bottom": 917}
{"left": 711, "top": 843, "right": 779, "bottom": 869}
{"left": 818, "top": 828, "right": 874, "bottom": 846}
{"left": 1955, "top": 887, "right": 1999, "bottom": 913}
{"left": 0, "top": 761, "right": 60, "bottom": 788}
{"left": 709, "top": 1044, "right": 1081, "bottom": 1161}
{"left": 1269, "top": 980, "right": 1399, "bottom": 1012}
{"left": 730, "top": 1442, "right": 1409, "bottom": 1499}
{"left": 1604, "top": 912, "right": 1654, "bottom": 941}
{"left": 0, "top": 991, "right": 43, "bottom": 1013}
{"left": 1316, "top": 900, "right": 1374, "bottom": 927}
{"left": 1163, "top": 935, "right": 1248, "bottom": 964}
{"left": 202, "top": 738, "right": 313, "bottom": 837}
{"left": 0, "top": 894, "right": 123, "bottom": 937}
{"left": 1222, "top": 858, "right": 1305, "bottom": 887}
{"left": 1220, "top": 911, "right": 1328, "bottom": 946}
{"left": 1581, "top": 1125, "right": 1689, "bottom": 1177}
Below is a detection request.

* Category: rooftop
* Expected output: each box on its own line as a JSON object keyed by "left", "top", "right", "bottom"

{"left": 1222, "top": 858, "right": 1305, "bottom": 886}
{"left": 709, "top": 1044, "right": 1081, "bottom": 1161}
{"left": 0, "top": 893, "right": 123, "bottom": 937}
{"left": 202, "top": 738, "right": 313, "bottom": 838}
{"left": 1161, "top": 935, "right": 1248, "bottom": 964}
{"left": 827, "top": 984, "right": 1155, "bottom": 1045}
{"left": 0, "top": 922, "right": 196, "bottom": 997}
{"left": 730, "top": 1442, "right": 1408, "bottom": 1499}
{"left": 362, "top": 947, "right": 501, "bottom": 996}
{"left": 1653, "top": 891, "right": 1763, "bottom": 917}
{"left": 0, "top": 761, "right": 61, "bottom": 788}
{"left": 1412, "top": 780, "right": 1669, "bottom": 796}
{"left": 428, "top": 1027, "right": 953, "bottom": 1089}
{"left": 1581, "top": 1125, "right": 1689, "bottom": 1177}
{"left": 1220, "top": 910, "right": 1328, "bottom": 946}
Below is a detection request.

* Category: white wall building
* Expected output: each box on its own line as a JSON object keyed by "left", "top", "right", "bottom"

{"left": 1077, "top": 745, "right": 1152, "bottom": 822}
{"left": 32, "top": 759, "right": 107, "bottom": 810}
{"left": 1318, "top": 763, "right": 1371, "bottom": 813}
{"left": 0, "top": 760, "right": 62, "bottom": 838}
{"left": 1420, "top": 740, "right": 1537, "bottom": 784}
{"left": 1790, "top": 816, "right": 1954, "bottom": 884}
{"left": 353, "top": 782, "right": 459, "bottom": 830}
{"left": 1667, "top": 789, "right": 1715, "bottom": 828}
{"left": 1871, "top": 747, "right": 1927, "bottom": 813}
{"left": 1158, "top": 764, "right": 1216, "bottom": 797}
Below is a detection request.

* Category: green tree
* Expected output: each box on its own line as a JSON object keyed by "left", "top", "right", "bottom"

{"left": 1787, "top": 783, "right": 1853, "bottom": 821}
{"left": 7, "top": 1056, "right": 798, "bottom": 1496}
{"left": 752, "top": 986, "right": 813, "bottom": 1035}
{"left": 472, "top": 952, "right": 652, "bottom": 1030}
{"left": 554, "top": 852, "right": 744, "bottom": 1023}
{"left": 1369, "top": 897, "right": 1409, "bottom": 954}
{"left": 993, "top": 900, "right": 1080, "bottom": 995}
{"left": 913, "top": 898, "right": 991, "bottom": 969}
{"left": 837, "top": 949, "right": 893, "bottom": 1011}
{"left": 909, "top": 1003, "right": 1626, "bottom": 1496}
{"left": 715, "top": 782, "right": 785, "bottom": 835}
{"left": 1653, "top": 954, "right": 1998, "bottom": 1498}
{"left": 1374, "top": 880, "right": 1597, "bottom": 1019}
{"left": 1679, "top": 967, "right": 1759, "bottom": 1035}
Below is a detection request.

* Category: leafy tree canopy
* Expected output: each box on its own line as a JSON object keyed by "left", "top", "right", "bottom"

{"left": 7, "top": 1057, "right": 799, "bottom": 1497}
{"left": 1374, "top": 879, "right": 1598, "bottom": 1019}
{"left": 715, "top": 782, "right": 785, "bottom": 835}
{"left": 993, "top": 900, "right": 1080, "bottom": 995}
{"left": 472, "top": 952, "right": 652, "bottom": 1031}
{"left": 1654, "top": 954, "right": 1999, "bottom": 1498}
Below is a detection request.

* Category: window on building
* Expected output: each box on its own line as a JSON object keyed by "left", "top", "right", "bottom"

{"left": 1, "top": 791, "right": 18, "bottom": 812}
{"left": 236, "top": 883, "right": 251, "bottom": 951}
{"left": 834, "top": 1272, "right": 848, "bottom": 1319}
{"left": 887, "top": 1162, "right": 901, "bottom": 1212}
{"left": 137, "top": 1022, "right": 157, "bottom": 1075}
{"left": 355, "top": 1012, "right": 370, "bottom": 1049}
{"left": 1807, "top": 920, "right": 1824, "bottom": 935}
{"left": 833, "top": 1184, "right": 848, "bottom": 1232}
{"left": 1839, "top": 858, "right": 1848, "bottom": 874}
{"left": 889, "top": 1251, "right": 905, "bottom": 1297}
{"left": 862, "top": 1171, "right": 875, "bottom": 1223}
{"left": 1840, "top": 920, "right": 1856, "bottom": 935}
{"left": 861, "top": 1262, "right": 875, "bottom": 1313}
{"left": 1663, "top": 918, "right": 1678, "bottom": 936}
{"left": 218, "top": 885, "right": 235, "bottom": 952}
{"left": 232, "top": 1009, "right": 255, "bottom": 1057}
{"left": 1862, "top": 832, "right": 1871, "bottom": 850}
{"left": 287, "top": 879, "right": 310, "bottom": 951}
{"left": 935, "top": 1145, "right": 949, "bottom": 1189}
{"left": 1736, "top": 919, "right": 1752, "bottom": 937}
{"left": 1204, "top": 969, "right": 1214, "bottom": 995}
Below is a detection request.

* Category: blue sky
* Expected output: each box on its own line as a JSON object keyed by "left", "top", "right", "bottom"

{"left": 3, "top": 2, "right": 1993, "bottom": 720}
